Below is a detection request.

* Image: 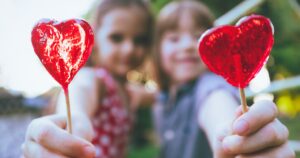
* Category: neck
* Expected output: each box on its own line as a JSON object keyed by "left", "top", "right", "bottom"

{"left": 168, "top": 68, "right": 207, "bottom": 91}
{"left": 168, "top": 84, "right": 180, "bottom": 101}
{"left": 169, "top": 79, "right": 189, "bottom": 94}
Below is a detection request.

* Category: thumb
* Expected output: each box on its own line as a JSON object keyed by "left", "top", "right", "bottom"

{"left": 213, "top": 123, "right": 235, "bottom": 158}
{"left": 213, "top": 106, "right": 243, "bottom": 158}
{"left": 27, "top": 115, "right": 96, "bottom": 158}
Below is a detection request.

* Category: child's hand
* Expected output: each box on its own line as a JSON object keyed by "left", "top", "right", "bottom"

{"left": 22, "top": 114, "right": 95, "bottom": 158}
{"left": 126, "top": 83, "right": 156, "bottom": 111}
{"left": 215, "top": 100, "right": 295, "bottom": 158}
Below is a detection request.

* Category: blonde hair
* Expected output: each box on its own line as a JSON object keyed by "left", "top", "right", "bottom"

{"left": 153, "top": 1, "right": 214, "bottom": 91}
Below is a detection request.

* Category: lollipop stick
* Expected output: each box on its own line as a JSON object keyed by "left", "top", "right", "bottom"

{"left": 63, "top": 87, "right": 72, "bottom": 134}
{"left": 239, "top": 88, "right": 248, "bottom": 113}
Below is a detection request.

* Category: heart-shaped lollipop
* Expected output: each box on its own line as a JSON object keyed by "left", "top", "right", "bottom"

{"left": 31, "top": 19, "right": 94, "bottom": 133}
{"left": 198, "top": 15, "right": 274, "bottom": 88}
{"left": 31, "top": 19, "right": 94, "bottom": 90}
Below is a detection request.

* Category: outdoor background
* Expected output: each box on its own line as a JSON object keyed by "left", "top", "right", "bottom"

{"left": 0, "top": 0, "right": 299, "bottom": 157}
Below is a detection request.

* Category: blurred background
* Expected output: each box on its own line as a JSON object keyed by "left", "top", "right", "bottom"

{"left": 0, "top": 0, "right": 300, "bottom": 157}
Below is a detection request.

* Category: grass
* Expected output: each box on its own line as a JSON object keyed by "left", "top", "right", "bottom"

{"left": 128, "top": 145, "right": 159, "bottom": 158}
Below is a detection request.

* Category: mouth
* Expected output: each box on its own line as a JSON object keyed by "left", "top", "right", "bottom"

{"left": 176, "top": 56, "right": 200, "bottom": 64}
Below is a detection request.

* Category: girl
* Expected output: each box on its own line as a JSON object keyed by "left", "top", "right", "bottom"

{"left": 152, "top": 1, "right": 295, "bottom": 158}
{"left": 22, "top": 0, "right": 154, "bottom": 158}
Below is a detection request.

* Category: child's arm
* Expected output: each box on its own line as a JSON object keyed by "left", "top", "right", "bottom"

{"left": 198, "top": 89, "right": 237, "bottom": 151}
{"left": 126, "top": 83, "right": 157, "bottom": 111}
{"left": 22, "top": 68, "right": 101, "bottom": 158}
{"left": 198, "top": 89, "right": 295, "bottom": 158}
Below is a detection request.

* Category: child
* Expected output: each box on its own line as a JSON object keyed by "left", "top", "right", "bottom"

{"left": 152, "top": 1, "right": 295, "bottom": 158}
{"left": 22, "top": 0, "right": 154, "bottom": 158}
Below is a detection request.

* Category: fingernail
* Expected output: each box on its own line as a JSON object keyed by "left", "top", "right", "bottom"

{"left": 233, "top": 119, "right": 248, "bottom": 135}
{"left": 84, "top": 146, "right": 95, "bottom": 157}
{"left": 235, "top": 106, "right": 243, "bottom": 117}
{"left": 217, "top": 135, "right": 225, "bottom": 141}
{"left": 222, "top": 137, "right": 233, "bottom": 153}
{"left": 222, "top": 136, "right": 239, "bottom": 154}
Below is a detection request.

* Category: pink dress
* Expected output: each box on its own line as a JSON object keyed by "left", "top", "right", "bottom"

{"left": 92, "top": 69, "right": 131, "bottom": 158}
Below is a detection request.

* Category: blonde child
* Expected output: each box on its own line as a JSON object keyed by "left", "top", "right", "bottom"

{"left": 152, "top": 1, "right": 295, "bottom": 158}
{"left": 22, "top": 0, "right": 154, "bottom": 158}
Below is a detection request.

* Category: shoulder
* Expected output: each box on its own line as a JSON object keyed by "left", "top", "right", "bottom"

{"left": 205, "top": 88, "right": 238, "bottom": 104}
{"left": 196, "top": 73, "right": 228, "bottom": 89}
{"left": 195, "top": 72, "right": 237, "bottom": 97}
{"left": 194, "top": 72, "right": 239, "bottom": 108}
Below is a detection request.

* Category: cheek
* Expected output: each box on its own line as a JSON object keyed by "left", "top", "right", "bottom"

{"left": 160, "top": 43, "right": 175, "bottom": 73}
{"left": 97, "top": 39, "right": 117, "bottom": 62}
{"left": 161, "top": 41, "right": 175, "bottom": 57}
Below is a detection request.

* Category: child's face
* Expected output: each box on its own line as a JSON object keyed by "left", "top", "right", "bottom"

{"left": 96, "top": 7, "right": 149, "bottom": 78}
{"left": 160, "top": 13, "right": 206, "bottom": 85}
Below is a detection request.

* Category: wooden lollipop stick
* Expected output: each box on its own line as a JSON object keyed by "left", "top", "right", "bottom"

{"left": 64, "top": 88, "right": 73, "bottom": 134}
{"left": 239, "top": 88, "right": 248, "bottom": 113}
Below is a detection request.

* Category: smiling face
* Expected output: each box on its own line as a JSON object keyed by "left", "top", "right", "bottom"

{"left": 154, "top": 1, "right": 214, "bottom": 90}
{"left": 95, "top": 6, "right": 150, "bottom": 79}
{"left": 160, "top": 12, "right": 207, "bottom": 86}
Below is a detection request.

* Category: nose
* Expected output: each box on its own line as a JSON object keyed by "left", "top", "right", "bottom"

{"left": 180, "top": 35, "right": 196, "bottom": 53}
{"left": 122, "top": 40, "right": 134, "bottom": 55}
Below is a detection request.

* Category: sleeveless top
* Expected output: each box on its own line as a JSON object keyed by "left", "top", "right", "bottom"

{"left": 92, "top": 69, "right": 131, "bottom": 158}
{"left": 153, "top": 72, "right": 238, "bottom": 158}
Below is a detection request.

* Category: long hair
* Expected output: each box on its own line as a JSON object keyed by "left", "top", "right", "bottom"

{"left": 153, "top": 1, "right": 214, "bottom": 91}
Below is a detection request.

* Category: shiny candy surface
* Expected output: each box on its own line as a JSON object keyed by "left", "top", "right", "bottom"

{"left": 31, "top": 19, "right": 94, "bottom": 89}
{"left": 198, "top": 15, "right": 274, "bottom": 88}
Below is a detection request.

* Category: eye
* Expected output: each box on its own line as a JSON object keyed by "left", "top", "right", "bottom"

{"left": 109, "top": 33, "right": 123, "bottom": 43}
{"left": 134, "top": 35, "right": 149, "bottom": 46}
{"left": 166, "top": 33, "right": 179, "bottom": 43}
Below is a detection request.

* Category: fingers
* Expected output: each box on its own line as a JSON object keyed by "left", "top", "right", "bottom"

{"left": 222, "top": 119, "right": 289, "bottom": 154}
{"left": 22, "top": 141, "right": 68, "bottom": 158}
{"left": 213, "top": 123, "right": 236, "bottom": 158}
{"left": 232, "top": 100, "right": 278, "bottom": 135}
{"left": 45, "top": 115, "right": 67, "bottom": 128}
{"left": 236, "top": 142, "right": 296, "bottom": 158}
{"left": 25, "top": 116, "right": 95, "bottom": 158}
{"left": 25, "top": 115, "right": 67, "bottom": 140}
{"left": 235, "top": 106, "right": 243, "bottom": 118}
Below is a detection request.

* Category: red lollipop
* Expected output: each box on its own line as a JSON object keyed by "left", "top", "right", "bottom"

{"left": 198, "top": 15, "right": 274, "bottom": 112}
{"left": 31, "top": 19, "right": 94, "bottom": 133}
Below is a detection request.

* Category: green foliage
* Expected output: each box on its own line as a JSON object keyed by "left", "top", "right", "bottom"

{"left": 200, "top": 0, "right": 242, "bottom": 17}
{"left": 269, "top": 45, "right": 300, "bottom": 78}
{"left": 265, "top": 0, "right": 300, "bottom": 44}
{"left": 128, "top": 145, "right": 159, "bottom": 158}
{"left": 280, "top": 115, "right": 300, "bottom": 157}
{"left": 151, "top": 0, "right": 172, "bottom": 15}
